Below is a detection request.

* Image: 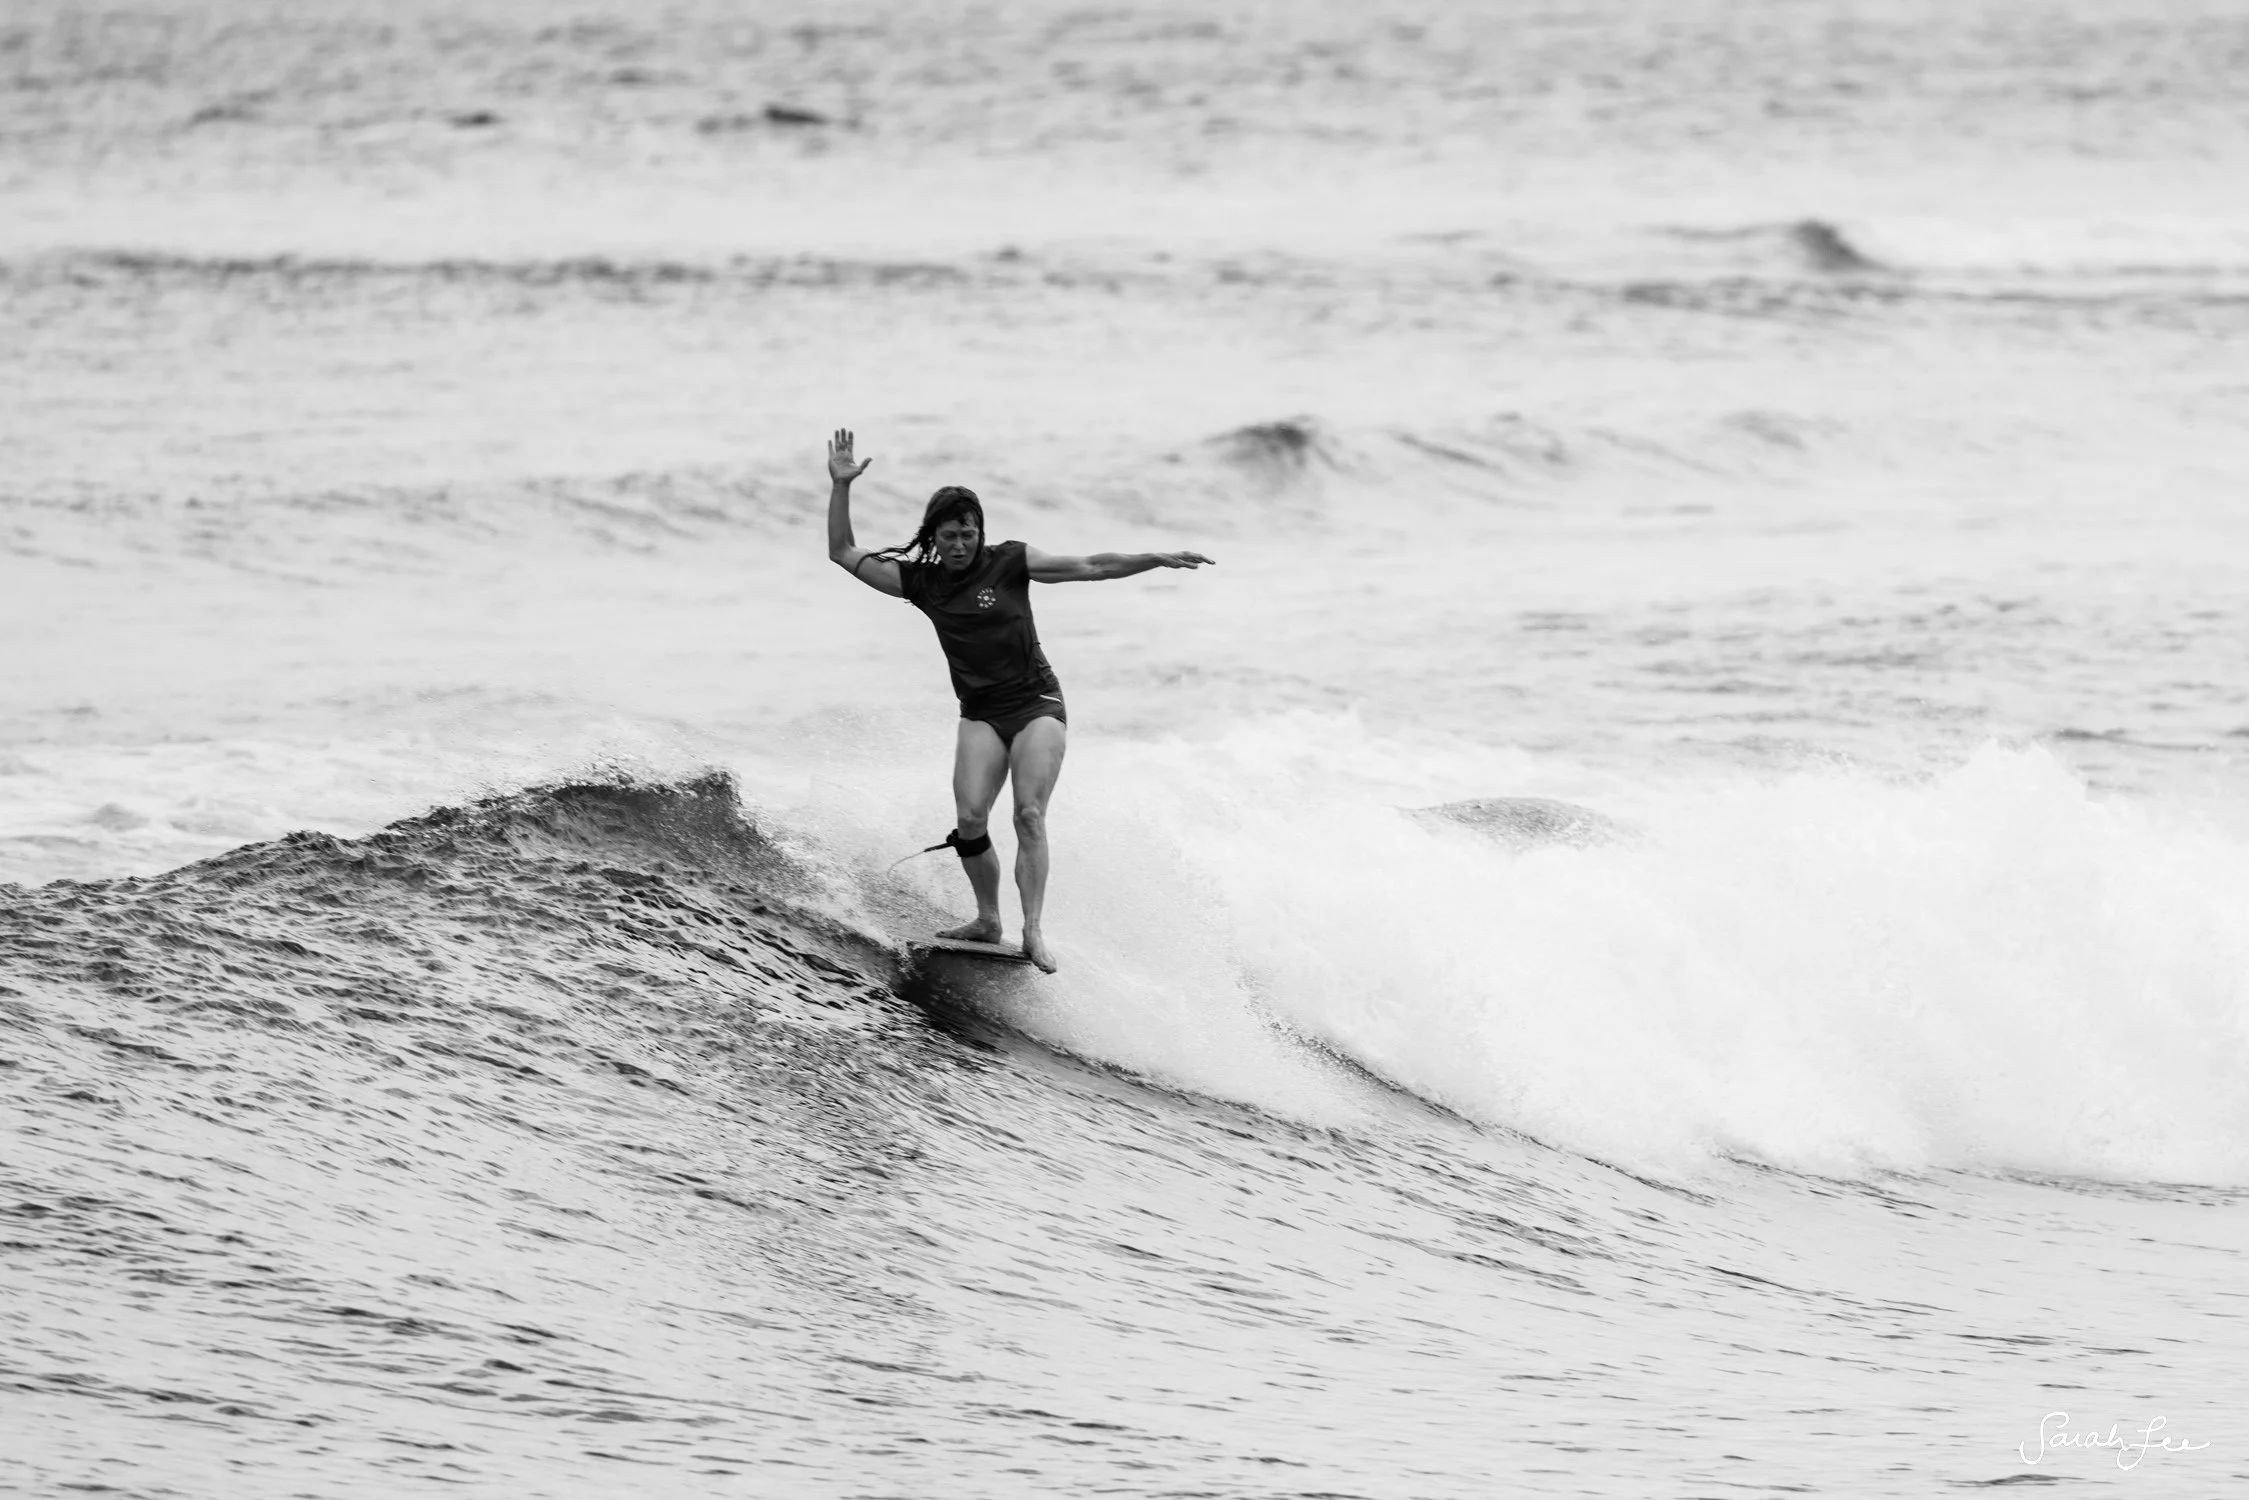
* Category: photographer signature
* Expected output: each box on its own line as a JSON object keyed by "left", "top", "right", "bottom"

{"left": 2022, "top": 1412, "right": 2208, "bottom": 1471}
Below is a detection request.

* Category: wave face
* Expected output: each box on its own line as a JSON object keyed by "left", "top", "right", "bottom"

{"left": 6, "top": 772, "right": 2245, "bottom": 1497}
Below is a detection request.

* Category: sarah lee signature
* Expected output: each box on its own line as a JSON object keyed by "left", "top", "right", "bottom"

{"left": 2021, "top": 1412, "right": 2210, "bottom": 1471}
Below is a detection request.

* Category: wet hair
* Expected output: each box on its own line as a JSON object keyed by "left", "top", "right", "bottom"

{"left": 875, "top": 485, "right": 986, "bottom": 567}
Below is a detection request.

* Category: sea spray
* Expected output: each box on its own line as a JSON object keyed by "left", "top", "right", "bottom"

{"left": 1219, "top": 742, "right": 2249, "bottom": 1179}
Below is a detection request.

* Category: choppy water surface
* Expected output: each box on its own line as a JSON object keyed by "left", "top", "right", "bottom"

{"left": 4, "top": 2, "right": 2247, "bottom": 1495}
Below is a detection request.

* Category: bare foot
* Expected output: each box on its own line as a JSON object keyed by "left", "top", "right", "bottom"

{"left": 1021, "top": 929, "right": 1057, "bottom": 973}
{"left": 937, "top": 916, "right": 1003, "bottom": 944}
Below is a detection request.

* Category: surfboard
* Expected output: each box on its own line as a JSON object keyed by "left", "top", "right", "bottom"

{"left": 912, "top": 936, "right": 1037, "bottom": 965}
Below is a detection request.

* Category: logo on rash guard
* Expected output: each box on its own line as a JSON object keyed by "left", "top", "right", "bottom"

{"left": 975, "top": 588, "right": 997, "bottom": 610}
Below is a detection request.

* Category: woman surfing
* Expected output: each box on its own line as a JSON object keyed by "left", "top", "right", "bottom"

{"left": 825, "top": 429, "right": 1212, "bottom": 972}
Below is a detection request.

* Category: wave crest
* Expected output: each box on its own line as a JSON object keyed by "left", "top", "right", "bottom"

{"left": 0, "top": 772, "right": 905, "bottom": 1066}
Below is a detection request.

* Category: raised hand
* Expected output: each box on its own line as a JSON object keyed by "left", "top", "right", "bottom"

{"left": 1152, "top": 551, "right": 1214, "bottom": 568}
{"left": 828, "top": 428, "right": 873, "bottom": 483}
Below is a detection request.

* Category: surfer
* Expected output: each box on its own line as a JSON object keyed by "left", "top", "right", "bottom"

{"left": 825, "top": 429, "right": 1212, "bottom": 972}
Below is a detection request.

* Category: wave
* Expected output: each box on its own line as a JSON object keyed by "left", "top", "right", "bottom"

{"left": 8, "top": 744, "right": 2249, "bottom": 1194}
{"left": 16, "top": 215, "right": 2248, "bottom": 309}
{"left": 1641, "top": 215, "right": 2249, "bottom": 304}
{"left": 0, "top": 773, "right": 911, "bottom": 1077}
{"left": 5, "top": 249, "right": 975, "bottom": 291}
{"left": 1657, "top": 218, "right": 1890, "bottom": 277}
{"left": 1163, "top": 407, "right": 1841, "bottom": 519}
{"left": 0, "top": 399, "right": 1795, "bottom": 558}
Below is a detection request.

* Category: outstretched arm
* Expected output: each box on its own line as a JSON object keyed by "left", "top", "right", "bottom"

{"left": 1027, "top": 547, "right": 1215, "bottom": 583}
{"left": 825, "top": 428, "right": 903, "bottom": 596}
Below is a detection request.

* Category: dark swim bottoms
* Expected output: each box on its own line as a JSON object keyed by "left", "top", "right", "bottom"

{"left": 973, "top": 693, "right": 1067, "bottom": 749}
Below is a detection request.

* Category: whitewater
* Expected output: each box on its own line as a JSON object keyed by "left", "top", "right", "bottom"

{"left": 4, "top": 0, "right": 2247, "bottom": 1494}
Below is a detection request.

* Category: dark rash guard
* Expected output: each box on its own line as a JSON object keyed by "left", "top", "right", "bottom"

{"left": 897, "top": 540, "right": 1061, "bottom": 720}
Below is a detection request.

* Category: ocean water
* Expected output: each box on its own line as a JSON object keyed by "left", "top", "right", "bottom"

{"left": 4, "top": 1, "right": 2247, "bottom": 1495}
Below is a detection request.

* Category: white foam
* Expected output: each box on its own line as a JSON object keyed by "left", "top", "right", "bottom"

{"left": 811, "top": 723, "right": 2249, "bottom": 1183}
